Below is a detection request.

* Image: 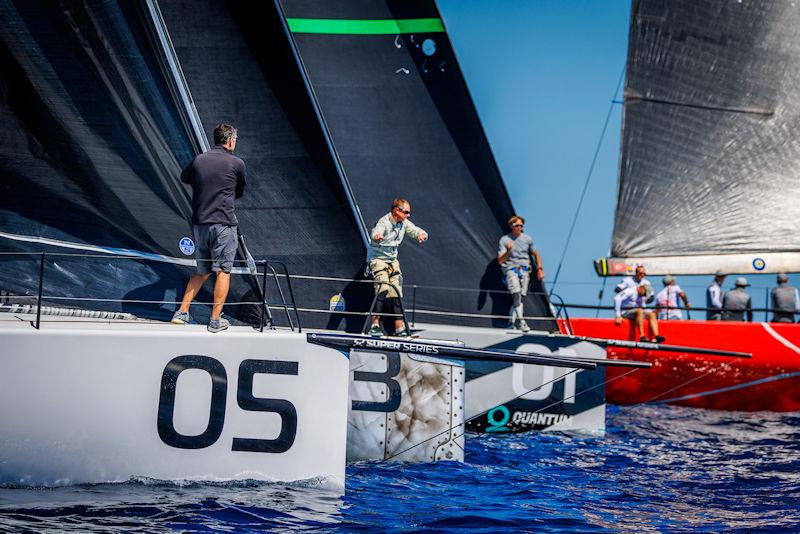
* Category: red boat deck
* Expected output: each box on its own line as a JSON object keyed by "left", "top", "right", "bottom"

{"left": 565, "top": 318, "right": 800, "bottom": 411}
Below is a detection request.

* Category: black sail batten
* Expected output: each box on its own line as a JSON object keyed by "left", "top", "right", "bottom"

{"left": 277, "top": 0, "right": 556, "bottom": 330}
{"left": 157, "top": 0, "right": 370, "bottom": 329}
{"left": 598, "top": 0, "right": 800, "bottom": 276}
{"left": 0, "top": 0, "right": 200, "bottom": 319}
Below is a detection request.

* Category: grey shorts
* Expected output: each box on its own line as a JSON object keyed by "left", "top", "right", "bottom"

{"left": 193, "top": 224, "right": 237, "bottom": 275}
{"left": 504, "top": 267, "right": 530, "bottom": 296}
{"left": 622, "top": 308, "right": 652, "bottom": 319}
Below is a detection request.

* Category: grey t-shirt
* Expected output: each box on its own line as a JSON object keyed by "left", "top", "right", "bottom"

{"left": 498, "top": 233, "right": 535, "bottom": 271}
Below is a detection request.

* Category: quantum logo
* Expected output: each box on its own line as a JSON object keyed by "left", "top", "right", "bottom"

{"left": 753, "top": 258, "right": 766, "bottom": 271}
{"left": 485, "top": 405, "right": 510, "bottom": 433}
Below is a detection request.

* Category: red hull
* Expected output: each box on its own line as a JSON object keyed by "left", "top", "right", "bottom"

{"left": 566, "top": 318, "right": 800, "bottom": 411}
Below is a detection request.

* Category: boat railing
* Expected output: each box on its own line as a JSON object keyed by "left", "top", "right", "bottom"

{"left": 0, "top": 252, "right": 302, "bottom": 332}
{"left": 548, "top": 292, "right": 574, "bottom": 335}
{"left": 6, "top": 252, "right": 694, "bottom": 332}
{"left": 361, "top": 280, "right": 411, "bottom": 335}
{"left": 264, "top": 273, "right": 559, "bottom": 330}
{"left": 556, "top": 302, "right": 796, "bottom": 321}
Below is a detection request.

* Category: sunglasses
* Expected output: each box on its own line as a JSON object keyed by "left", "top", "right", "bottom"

{"left": 395, "top": 207, "right": 411, "bottom": 215}
{"left": 512, "top": 223, "right": 524, "bottom": 228}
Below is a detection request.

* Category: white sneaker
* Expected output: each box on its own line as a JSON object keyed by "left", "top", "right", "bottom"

{"left": 515, "top": 319, "right": 531, "bottom": 333}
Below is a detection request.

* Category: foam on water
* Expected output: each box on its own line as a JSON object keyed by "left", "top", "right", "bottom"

{"left": 1, "top": 405, "right": 798, "bottom": 532}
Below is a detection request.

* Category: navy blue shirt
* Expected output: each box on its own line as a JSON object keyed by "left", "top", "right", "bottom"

{"left": 180, "top": 145, "right": 246, "bottom": 225}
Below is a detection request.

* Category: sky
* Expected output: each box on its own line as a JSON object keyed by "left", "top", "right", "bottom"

{"left": 437, "top": 0, "right": 785, "bottom": 319}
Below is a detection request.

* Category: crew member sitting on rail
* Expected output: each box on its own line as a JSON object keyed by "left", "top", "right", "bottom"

{"left": 497, "top": 215, "right": 544, "bottom": 333}
{"left": 615, "top": 264, "right": 652, "bottom": 295}
{"left": 614, "top": 266, "right": 664, "bottom": 342}
{"left": 655, "top": 275, "right": 690, "bottom": 320}
{"left": 770, "top": 273, "right": 799, "bottom": 323}
{"left": 722, "top": 277, "right": 753, "bottom": 322}
{"left": 366, "top": 198, "right": 427, "bottom": 337}
{"left": 706, "top": 270, "right": 726, "bottom": 320}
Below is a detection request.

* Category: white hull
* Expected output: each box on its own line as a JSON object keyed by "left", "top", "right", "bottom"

{"left": 412, "top": 323, "right": 607, "bottom": 436}
{"left": 0, "top": 319, "right": 349, "bottom": 488}
{"left": 347, "top": 350, "right": 464, "bottom": 462}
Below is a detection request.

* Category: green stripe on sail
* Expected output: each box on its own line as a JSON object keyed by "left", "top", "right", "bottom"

{"left": 286, "top": 18, "right": 445, "bottom": 35}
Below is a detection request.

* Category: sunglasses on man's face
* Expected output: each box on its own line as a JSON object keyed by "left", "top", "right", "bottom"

{"left": 513, "top": 223, "right": 524, "bottom": 228}
{"left": 395, "top": 207, "right": 411, "bottom": 215}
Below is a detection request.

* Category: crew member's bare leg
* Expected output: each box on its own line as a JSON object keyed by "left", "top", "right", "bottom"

{"left": 646, "top": 311, "right": 659, "bottom": 337}
{"left": 179, "top": 273, "right": 211, "bottom": 313}
{"left": 634, "top": 308, "right": 645, "bottom": 338}
{"left": 211, "top": 271, "right": 230, "bottom": 320}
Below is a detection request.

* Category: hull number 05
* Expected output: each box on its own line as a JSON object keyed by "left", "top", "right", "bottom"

{"left": 157, "top": 355, "right": 298, "bottom": 452}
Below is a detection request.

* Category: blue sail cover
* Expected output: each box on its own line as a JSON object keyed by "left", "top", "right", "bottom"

{"left": 0, "top": 0, "right": 200, "bottom": 318}
{"left": 277, "top": 0, "right": 555, "bottom": 329}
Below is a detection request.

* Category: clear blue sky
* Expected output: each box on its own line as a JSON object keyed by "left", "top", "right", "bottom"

{"left": 438, "top": 0, "right": 783, "bottom": 319}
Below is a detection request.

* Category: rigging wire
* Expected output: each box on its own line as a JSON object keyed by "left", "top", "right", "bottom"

{"left": 549, "top": 64, "right": 626, "bottom": 297}
{"left": 351, "top": 350, "right": 736, "bottom": 472}
{"left": 352, "top": 368, "right": 582, "bottom": 467}
{"left": 368, "top": 364, "right": 645, "bottom": 466}
{"left": 594, "top": 277, "right": 608, "bottom": 318}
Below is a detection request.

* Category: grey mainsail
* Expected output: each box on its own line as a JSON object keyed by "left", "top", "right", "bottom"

{"left": 597, "top": 0, "right": 800, "bottom": 277}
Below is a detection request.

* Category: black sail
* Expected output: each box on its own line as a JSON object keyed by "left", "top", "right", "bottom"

{"left": 0, "top": 0, "right": 554, "bottom": 331}
{"left": 276, "top": 0, "right": 555, "bottom": 329}
{"left": 597, "top": 0, "right": 800, "bottom": 277}
{"left": 0, "top": 0, "right": 199, "bottom": 318}
{"left": 157, "top": 1, "right": 369, "bottom": 329}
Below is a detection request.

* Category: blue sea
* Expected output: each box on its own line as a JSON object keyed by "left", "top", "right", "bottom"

{"left": 1, "top": 405, "right": 798, "bottom": 532}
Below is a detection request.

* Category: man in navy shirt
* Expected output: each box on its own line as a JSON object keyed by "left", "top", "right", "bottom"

{"left": 172, "top": 123, "right": 246, "bottom": 332}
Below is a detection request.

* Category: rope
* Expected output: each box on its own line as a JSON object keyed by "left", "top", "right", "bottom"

{"left": 0, "top": 303, "right": 135, "bottom": 320}
{"left": 594, "top": 277, "right": 608, "bottom": 318}
{"left": 550, "top": 63, "right": 626, "bottom": 295}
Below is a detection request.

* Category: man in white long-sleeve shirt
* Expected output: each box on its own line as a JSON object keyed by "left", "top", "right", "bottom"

{"left": 706, "top": 270, "right": 726, "bottom": 320}
{"left": 366, "top": 198, "right": 428, "bottom": 337}
{"left": 614, "top": 266, "right": 664, "bottom": 342}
